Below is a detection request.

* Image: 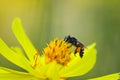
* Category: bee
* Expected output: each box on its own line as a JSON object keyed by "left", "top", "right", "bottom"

{"left": 64, "top": 35, "right": 85, "bottom": 58}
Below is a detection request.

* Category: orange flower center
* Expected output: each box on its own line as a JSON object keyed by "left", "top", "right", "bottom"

{"left": 44, "top": 38, "right": 72, "bottom": 65}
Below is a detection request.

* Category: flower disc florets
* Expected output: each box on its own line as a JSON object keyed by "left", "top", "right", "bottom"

{"left": 44, "top": 38, "right": 72, "bottom": 66}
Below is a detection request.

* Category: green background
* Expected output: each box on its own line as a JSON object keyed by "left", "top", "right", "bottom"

{"left": 0, "top": 0, "right": 120, "bottom": 79}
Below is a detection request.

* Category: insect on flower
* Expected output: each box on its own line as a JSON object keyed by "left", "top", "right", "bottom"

{"left": 64, "top": 35, "right": 85, "bottom": 58}
{"left": 2, "top": 17, "right": 119, "bottom": 80}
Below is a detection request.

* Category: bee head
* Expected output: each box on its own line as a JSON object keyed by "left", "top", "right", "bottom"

{"left": 64, "top": 35, "right": 78, "bottom": 46}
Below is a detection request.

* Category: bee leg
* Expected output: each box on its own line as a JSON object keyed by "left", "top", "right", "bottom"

{"left": 74, "top": 48, "right": 78, "bottom": 56}
{"left": 80, "top": 49, "right": 84, "bottom": 58}
{"left": 80, "top": 52, "right": 83, "bottom": 58}
{"left": 74, "top": 50, "right": 77, "bottom": 56}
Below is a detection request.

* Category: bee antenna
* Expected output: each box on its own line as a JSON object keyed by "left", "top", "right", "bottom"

{"left": 64, "top": 35, "right": 71, "bottom": 40}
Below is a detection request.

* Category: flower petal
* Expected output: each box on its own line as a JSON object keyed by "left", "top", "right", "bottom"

{"left": 0, "top": 68, "right": 9, "bottom": 73}
{"left": 60, "top": 43, "right": 97, "bottom": 77}
{"left": 0, "top": 67, "right": 35, "bottom": 80}
{"left": 12, "top": 18, "right": 40, "bottom": 63}
{"left": 33, "top": 61, "right": 61, "bottom": 80}
{"left": 10, "top": 46, "right": 25, "bottom": 58}
{"left": 0, "top": 67, "right": 45, "bottom": 80}
{"left": 0, "top": 73, "right": 32, "bottom": 80}
{"left": 59, "top": 53, "right": 82, "bottom": 76}
{"left": 88, "top": 72, "right": 120, "bottom": 80}
{"left": 46, "top": 61, "right": 60, "bottom": 80}
{"left": 0, "top": 39, "right": 34, "bottom": 73}
{"left": 0, "top": 67, "right": 27, "bottom": 74}
{"left": 0, "top": 73, "right": 33, "bottom": 80}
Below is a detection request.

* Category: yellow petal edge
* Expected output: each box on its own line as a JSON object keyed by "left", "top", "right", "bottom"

{"left": 89, "top": 72, "right": 120, "bottom": 80}
{"left": 60, "top": 43, "right": 97, "bottom": 77}
{"left": 12, "top": 18, "right": 38, "bottom": 64}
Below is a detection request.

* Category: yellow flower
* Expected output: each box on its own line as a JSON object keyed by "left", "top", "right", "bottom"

{"left": 89, "top": 72, "right": 120, "bottom": 80}
{"left": 0, "top": 18, "right": 119, "bottom": 80}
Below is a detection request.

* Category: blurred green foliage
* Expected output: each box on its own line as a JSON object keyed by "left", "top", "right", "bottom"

{"left": 0, "top": 0, "right": 120, "bottom": 80}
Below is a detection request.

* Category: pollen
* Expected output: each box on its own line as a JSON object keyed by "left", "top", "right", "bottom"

{"left": 44, "top": 38, "right": 72, "bottom": 66}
